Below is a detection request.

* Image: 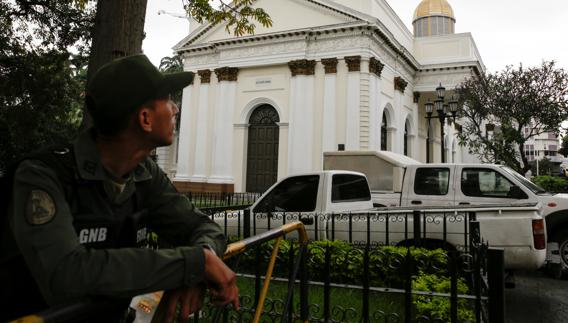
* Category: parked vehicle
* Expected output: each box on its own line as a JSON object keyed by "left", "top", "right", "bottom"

{"left": 240, "top": 170, "right": 546, "bottom": 271}
{"left": 323, "top": 150, "right": 568, "bottom": 272}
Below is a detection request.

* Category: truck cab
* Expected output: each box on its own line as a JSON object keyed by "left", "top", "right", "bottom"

{"left": 401, "top": 164, "right": 535, "bottom": 207}
{"left": 251, "top": 171, "right": 373, "bottom": 214}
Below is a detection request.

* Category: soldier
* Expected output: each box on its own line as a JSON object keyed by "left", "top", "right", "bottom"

{"left": 0, "top": 54, "right": 239, "bottom": 322}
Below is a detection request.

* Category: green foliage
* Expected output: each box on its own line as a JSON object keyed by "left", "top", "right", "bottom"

{"left": 412, "top": 274, "right": 474, "bottom": 323}
{"left": 0, "top": 1, "right": 94, "bottom": 171}
{"left": 559, "top": 134, "right": 568, "bottom": 157}
{"left": 229, "top": 238, "right": 474, "bottom": 321}
{"left": 532, "top": 176, "right": 568, "bottom": 193}
{"left": 529, "top": 157, "right": 556, "bottom": 176}
{"left": 456, "top": 62, "right": 568, "bottom": 174}
{"left": 232, "top": 239, "right": 449, "bottom": 286}
{"left": 184, "top": 0, "right": 273, "bottom": 36}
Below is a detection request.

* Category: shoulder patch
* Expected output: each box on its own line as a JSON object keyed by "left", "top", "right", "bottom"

{"left": 25, "top": 190, "right": 57, "bottom": 225}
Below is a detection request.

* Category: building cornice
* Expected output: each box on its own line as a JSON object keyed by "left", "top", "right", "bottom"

{"left": 178, "top": 23, "right": 421, "bottom": 73}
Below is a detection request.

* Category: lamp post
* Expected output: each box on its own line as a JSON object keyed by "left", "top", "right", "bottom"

{"left": 425, "top": 83, "right": 458, "bottom": 163}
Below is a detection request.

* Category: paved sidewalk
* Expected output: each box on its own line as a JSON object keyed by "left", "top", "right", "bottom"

{"left": 505, "top": 270, "right": 568, "bottom": 323}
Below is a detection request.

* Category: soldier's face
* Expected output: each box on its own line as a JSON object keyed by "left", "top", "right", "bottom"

{"left": 148, "top": 97, "right": 179, "bottom": 146}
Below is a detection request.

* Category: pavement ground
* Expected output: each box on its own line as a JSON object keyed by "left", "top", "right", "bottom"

{"left": 505, "top": 270, "right": 568, "bottom": 323}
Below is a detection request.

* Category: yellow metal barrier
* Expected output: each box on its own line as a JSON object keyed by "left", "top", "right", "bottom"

{"left": 11, "top": 221, "right": 309, "bottom": 323}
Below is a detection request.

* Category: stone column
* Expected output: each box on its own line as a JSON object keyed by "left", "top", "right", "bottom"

{"left": 191, "top": 70, "right": 211, "bottom": 182}
{"left": 345, "top": 56, "right": 361, "bottom": 150}
{"left": 209, "top": 67, "right": 239, "bottom": 183}
{"left": 393, "top": 76, "right": 408, "bottom": 154}
{"left": 175, "top": 81, "right": 195, "bottom": 181}
{"left": 288, "top": 59, "right": 316, "bottom": 175}
{"left": 368, "top": 58, "right": 384, "bottom": 151}
{"left": 321, "top": 58, "right": 338, "bottom": 153}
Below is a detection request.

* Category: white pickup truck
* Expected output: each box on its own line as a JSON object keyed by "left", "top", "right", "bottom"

{"left": 242, "top": 170, "right": 546, "bottom": 270}
{"left": 323, "top": 150, "right": 568, "bottom": 271}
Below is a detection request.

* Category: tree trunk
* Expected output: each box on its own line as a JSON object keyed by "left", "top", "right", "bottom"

{"left": 82, "top": 0, "right": 148, "bottom": 129}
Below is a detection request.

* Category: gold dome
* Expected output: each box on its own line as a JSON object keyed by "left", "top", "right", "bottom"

{"left": 413, "top": 0, "right": 455, "bottom": 22}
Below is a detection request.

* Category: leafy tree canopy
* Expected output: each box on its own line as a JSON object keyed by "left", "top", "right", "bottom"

{"left": 0, "top": 0, "right": 95, "bottom": 172}
{"left": 184, "top": 0, "right": 272, "bottom": 36}
{"left": 1, "top": 0, "right": 271, "bottom": 172}
{"left": 456, "top": 61, "right": 568, "bottom": 174}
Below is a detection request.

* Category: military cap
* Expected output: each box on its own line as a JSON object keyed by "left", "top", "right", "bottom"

{"left": 87, "top": 54, "right": 194, "bottom": 118}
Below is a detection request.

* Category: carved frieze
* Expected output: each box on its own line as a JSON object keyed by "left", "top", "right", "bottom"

{"left": 288, "top": 59, "right": 316, "bottom": 76}
{"left": 394, "top": 76, "right": 408, "bottom": 93}
{"left": 214, "top": 67, "right": 239, "bottom": 82}
{"left": 344, "top": 56, "right": 361, "bottom": 72}
{"left": 198, "top": 70, "right": 211, "bottom": 84}
{"left": 369, "top": 57, "right": 384, "bottom": 77}
{"left": 321, "top": 58, "right": 338, "bottom": 74}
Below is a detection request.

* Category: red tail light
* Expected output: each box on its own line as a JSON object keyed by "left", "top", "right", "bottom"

{"left": 532, "top": 219, "right": 546, "bottom": 250}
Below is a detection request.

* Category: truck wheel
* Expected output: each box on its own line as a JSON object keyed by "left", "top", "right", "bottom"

{"left": 552, "top": 229, "right": 568, "bottom": 278}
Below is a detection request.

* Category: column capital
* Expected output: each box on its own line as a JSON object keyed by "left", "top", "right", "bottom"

{"left": 198, "top": 70, "right": 211, "bottom": 84}
{"left": 394, "top": 76, "right": 408, "bottom": 93}
{"left": 214, "top": 67, "right": 239, "bottom": 82}
{"left": 344, "top": 56, "right": 361, "bottom": 72}
{"left": 369, "top": 57, "right": 384, "bottom": 77}
{"left": 288, "top": 59, "right": 316, "bottom": 76}
{"left": 413, "top": 91, "right": 421, "bottom": 103}
{"left": 321, "top": 58, "right": 338, "bottom": 74}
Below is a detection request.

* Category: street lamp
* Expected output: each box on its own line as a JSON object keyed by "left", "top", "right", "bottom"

{"left": 425, "top": 83, "right": 458, "bottom": 163}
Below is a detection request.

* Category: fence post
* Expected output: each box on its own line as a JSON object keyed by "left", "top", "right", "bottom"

{"left": 404, "top": 249, "right": 412, "bottom": 323}
{"left": 450, "top": 251, "right": 458, "bottom": 323}
{"left": 362, "top": 246, "right": 370, "bottom": 323}
{"left": 243, "top": 209, "right": 251, "bottom": 238}
{"left": 413, "top": 210, "right": 421, "bottom": 248}
{"left": 488, "top": 248, "right": 505, "bottom": 323}
{"left": 300, "top": 244, "right": 309, "bottom": 322}
{"left": 324, "top": 243, "right": 331, "bottom": 322}
{"left": 286, "top": 244, "right": 295, "bottom": 323}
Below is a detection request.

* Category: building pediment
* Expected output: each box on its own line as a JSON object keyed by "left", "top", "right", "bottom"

{"left": 175, "top": 0, "right": 372, "bottom": 50}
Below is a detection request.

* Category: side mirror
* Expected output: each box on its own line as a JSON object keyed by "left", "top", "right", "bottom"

{"left": 509, "top": 186, "right": 528, "bottom": 199}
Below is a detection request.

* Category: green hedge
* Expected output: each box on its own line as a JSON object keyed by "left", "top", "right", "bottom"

{"left": 230, "top": 238, "right": 473, "bottom": 322}
{"left": 531, "top": 175, "right": 568, "bottom": 193}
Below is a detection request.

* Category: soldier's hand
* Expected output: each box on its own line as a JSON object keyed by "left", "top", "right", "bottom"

{"left": 203, "top": 248, "right": 240, "bottom": 310}
{"left": 164, "top": 284, "right": 205, "bottom": 323}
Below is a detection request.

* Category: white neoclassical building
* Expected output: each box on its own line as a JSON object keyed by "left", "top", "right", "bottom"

{"left": 160, "top": 0, "right": 486, "bottom": 193}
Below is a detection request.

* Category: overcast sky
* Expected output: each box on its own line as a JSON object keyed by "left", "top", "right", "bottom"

{"left": 143, "top": 0, "right": 568, "bottom": 72}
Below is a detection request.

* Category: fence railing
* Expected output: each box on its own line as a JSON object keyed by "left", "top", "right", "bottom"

{"left": 14, "top": 207, "right": 505, "bottom": 323}
{"left": 184, "top": 191, "right": 261, "bottom": 209}
{"left": 200, "top": 208, "right": 504, "bottom": 323}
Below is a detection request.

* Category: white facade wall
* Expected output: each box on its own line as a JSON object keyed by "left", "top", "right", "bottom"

{"left": 172, "top": 0, "right": 485, "bottom": 191}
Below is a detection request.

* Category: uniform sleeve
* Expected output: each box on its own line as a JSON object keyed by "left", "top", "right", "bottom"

{"left": 10, "top": 160, "right": 206, "bottom": 305}
{"left": 141, "top": 159, "right": 226, "bottom": 257}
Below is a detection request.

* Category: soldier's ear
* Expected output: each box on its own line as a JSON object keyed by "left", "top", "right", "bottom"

{"left": 138, "top": 107, "right": 154, "bottom": 133}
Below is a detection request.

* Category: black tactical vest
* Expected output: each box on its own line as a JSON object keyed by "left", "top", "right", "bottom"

{"left": 0, "top": 146, "right": 150, "bottom": 320}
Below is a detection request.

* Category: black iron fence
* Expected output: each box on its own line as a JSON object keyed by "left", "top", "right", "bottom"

{"left": 184, "top": 191, "right": 260, "bottom": 209}
{"left": 19, "top": 207, "right": 504, "bottom": 323}
{"left": 196, "top": 208, "right": 504, "bottom": 323}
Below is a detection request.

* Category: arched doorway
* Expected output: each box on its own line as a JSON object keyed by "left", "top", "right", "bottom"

{"left": 246, "top": 105, "right": 280, "bottom": 193}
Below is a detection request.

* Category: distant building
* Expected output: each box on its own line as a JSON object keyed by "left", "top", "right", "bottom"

{"left": 162, "top": 0, "right": 486, "bottom": 192}
{"left": 523, "top": 127, "right": 561, "bottom": 163}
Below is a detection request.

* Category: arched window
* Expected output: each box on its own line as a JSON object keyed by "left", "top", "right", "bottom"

{"left": 381, "top": 111, "right": 388, "bottom": 151}
{"left": 404, "top": 121, "right": 409, "bottom": 156}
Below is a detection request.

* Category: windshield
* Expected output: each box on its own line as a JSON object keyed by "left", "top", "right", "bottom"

{"left": 500, "top": 166, "right": 549, "bottom": 194}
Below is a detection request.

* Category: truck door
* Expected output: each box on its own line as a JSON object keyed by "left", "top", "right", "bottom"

{"left": 402, "top": 166, "right": 455, "bottom": 207}
{"left": 454, "top": 166, "right": 529, "bottom": 205}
